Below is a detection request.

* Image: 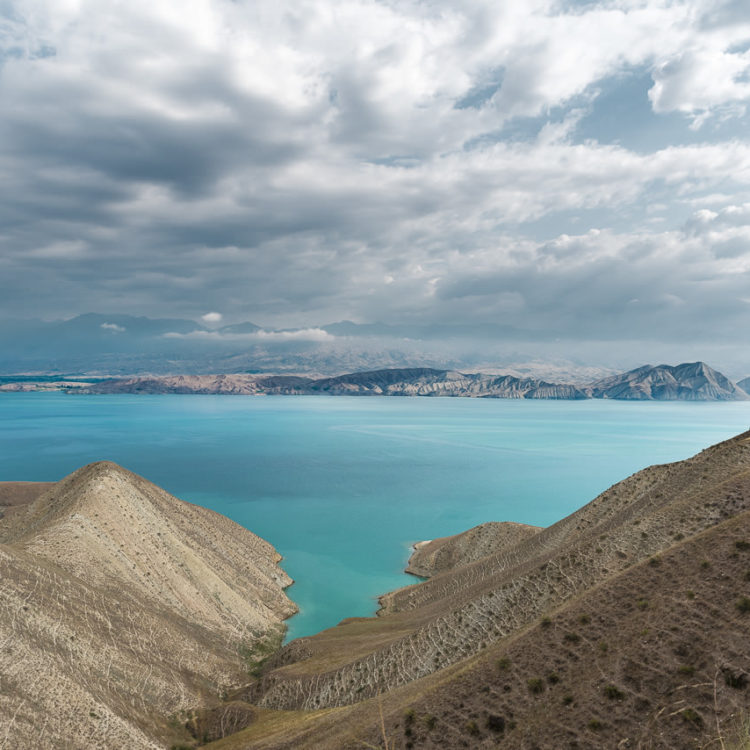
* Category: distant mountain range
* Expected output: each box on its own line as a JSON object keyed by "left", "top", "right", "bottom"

{"left": 48, "top": 361, "right": 747, "bottom": 401}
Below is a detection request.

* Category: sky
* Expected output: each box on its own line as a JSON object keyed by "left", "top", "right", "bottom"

{"left": 2, "top": 0, "right": 750, "bottom": 360}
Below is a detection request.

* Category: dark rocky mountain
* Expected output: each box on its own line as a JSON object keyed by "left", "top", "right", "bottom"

{"left": 588, "top": 361, "right": 748, "bottom": 401}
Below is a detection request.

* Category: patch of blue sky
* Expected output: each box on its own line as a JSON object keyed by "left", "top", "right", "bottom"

{"left": 573, "top": 67, "right": 750, "bottom": 153}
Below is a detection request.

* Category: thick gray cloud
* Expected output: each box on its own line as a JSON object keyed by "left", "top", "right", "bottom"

{"left": 1, "top": 0, "right": 750, "bottom": 353}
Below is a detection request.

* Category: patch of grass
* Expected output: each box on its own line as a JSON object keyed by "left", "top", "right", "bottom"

{"left": 678, "top": 665, "right": 695, "bottom": 676}
{"left": 496, "top": 657, "right": 511, "bottom": 671}
{"left": 701, "top": 560, "right": 711, "bottom": 569}
{"left": 588, "top": 719, "right": 603, "bottom": 731}
{"left": 636, "top": 598, "right": 649, "bottom": 610}
{"left": 735, "top": 541, "right": 750, "bottom": 551}
{"left": 737, "top": 597, "right": 750, "bottom": 615}
{"left": 681, "top": 708, "right": 703, "bottom": 727}
{"left": 598, "top": 641, "right": 608, "bottom": 653}
{"left": 563, "top": 695, "right": 574, "bottom": 705}
{"left": 465, "top": 719, "right": 480, "bottom": 736}
{"left": 527, "top": 678, "right": 545, "bottom": 694}
{"left": 648, "top": 556, "right": 662, "bottom": 567}
{"left": 547, "top": 672, "right": 560, "bottom": 684}
{"left": 239, "top": 624, "right": 285, "bottom": 679}
{"left": 424, "top": 715, "right": 436, "bottom": 730}
{"left": 579, "top": 614, "right": 590, "bottom": 624}
{"left": 540, "top": 616, "right": 552, "bottom": 629}
{"left": 686, "top": 590, "right": 695, "bottom": 599}
{"left": 563, "top": 632, "right": 580, "bottom": 643}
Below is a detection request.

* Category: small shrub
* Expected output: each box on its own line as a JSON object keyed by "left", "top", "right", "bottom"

{"left": 563, "top": 695, "right": 574, "bottom": 705}
{"left": 527, "top": 678, "right": 545, "bottom": 694}
{"left": 486, "top": 714, "right": 505, "bottom": 733}
{"left": 603, "top": 684, "right": 624, "bottom": 700}
{"left": 723, "top": 670, "right": 748, "bottom": 690}
{"left": 496, "top": 657, "right": 511, "bottom": 671}
{"left": 404, "top": 709, "right": 415, "bottom": 724}
{"left": 700, "top": 560, "right": 711, "bottom": 569}
{"left": 588, "top": 719, "right": 603, "bottom": 731}
{"left": 648, "top": 556, "right": 662, "bottom": 567}
{"left": 548, "top": 672, "right": 560, "bottom": 684}
{"left": 540, "top": 616, "right": 552, "bottom": 629}
{"left": 636, "top": 599, "right": 649, "bottom": 610}
{"left": 735, "top": 541, "right": 750, "bottom": 551}
{"left": 736, "top": 597, "right": 750, "bottom": 615}
{"left": 424, "top": 715, "right": 436, "bottom": 730}
{"left": 686, "top": 590, "right": 695, "bottom": 599}
{"left": 563, "top": 632, "right": 580, "bottom": 643}
{"left": 579, "top": 614, "right": 590, "bottom": 625}
{"left": 678, "top": 665, "right": 695, "bottom": 676}
{"left": 598, "top": 641, "right": 608, "bottom": 653}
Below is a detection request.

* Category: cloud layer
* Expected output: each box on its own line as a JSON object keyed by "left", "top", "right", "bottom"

{"left": 2, "top": 0, "right": 750, "bottom": 347}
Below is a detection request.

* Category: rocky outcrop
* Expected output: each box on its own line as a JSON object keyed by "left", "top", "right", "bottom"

{"left": 588, "top": 361, "right": 747, "bottom": 401}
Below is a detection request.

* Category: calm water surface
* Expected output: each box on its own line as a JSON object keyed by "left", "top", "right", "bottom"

{"left": 1, "top": 393, "right": 749, "bottom": 639}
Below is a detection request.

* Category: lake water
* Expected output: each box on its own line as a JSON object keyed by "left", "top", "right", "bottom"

{"left": 1, "top": 392, "right": 749, "bottom": 639}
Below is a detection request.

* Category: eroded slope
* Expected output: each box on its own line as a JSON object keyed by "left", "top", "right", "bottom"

{"left": 248, "top": 431, "right": 750, "bottom": 713}
{"left": 0, "top": 462, "right": 296, "bottom": 749}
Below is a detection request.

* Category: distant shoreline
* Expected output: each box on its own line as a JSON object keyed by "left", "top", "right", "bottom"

{"left": 0, "top": 361, "right": 747, "bottom": 401}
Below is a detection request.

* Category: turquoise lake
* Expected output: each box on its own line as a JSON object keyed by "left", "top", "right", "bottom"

{"left": 1, "top": 392, "right": 749, "bottom": 639}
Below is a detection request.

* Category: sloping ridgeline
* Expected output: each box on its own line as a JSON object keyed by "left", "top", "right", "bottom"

{"left": 82, "top": 361, "right": 748, "bottom": 400}
{"left": 0, "top": 463, "right": 296, "bottom": 749}
{"left": 207, "top": 430, "right": 750, "bottom": 749}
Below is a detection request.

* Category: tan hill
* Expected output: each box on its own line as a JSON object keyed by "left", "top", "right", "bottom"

{"left": 588, "top": 361, "right": 747, "bottom": 400}
{"left": 200, "top": 429, "right": 750, "bottom": 749}
{"left": 0, "top": 462, "right": 296, "bottom": 750}
{"left": 405, "top": 522, "right": 541, "bottom": 578}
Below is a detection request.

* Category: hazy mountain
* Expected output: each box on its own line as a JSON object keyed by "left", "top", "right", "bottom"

{"left": 77, "top": 362, "right": 744, "bottom": 401}
{"left": 738, "top": 376, "right": 750, "bottom": 393}
{"left": 588, "top": 361, "right": 748, "bottom": 401}
{"left": 0, "top": 462, "right": 295, "bottom": 750}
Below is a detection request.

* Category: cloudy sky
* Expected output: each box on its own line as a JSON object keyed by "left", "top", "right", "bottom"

{"left": 2, "top": 0, "right": 750, "bottom": 354}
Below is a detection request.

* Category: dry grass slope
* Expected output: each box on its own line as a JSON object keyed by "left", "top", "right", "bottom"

{"left": 207, "top": 430, "right": 750, "bottom": 749}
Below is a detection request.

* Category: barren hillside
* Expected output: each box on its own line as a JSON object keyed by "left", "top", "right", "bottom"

{"left": 0, "top": 463, "right": 296, "bottom": 750}
{"left": 200, "top": 430, "right": 750, "bottom": 749}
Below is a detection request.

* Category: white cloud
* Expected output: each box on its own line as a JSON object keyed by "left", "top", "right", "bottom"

{"left": 100, "top": 322, "right": 126, "bottom": 332}
{"left": 164, "top": 328, "right": 335, "bottom": 342}
{"left": 2, "top": 0, "right": 750, "bottom": 345}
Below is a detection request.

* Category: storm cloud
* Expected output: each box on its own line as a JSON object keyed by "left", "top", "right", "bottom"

{"left": 2, "top": 0, "right": 750, "bottom": 351}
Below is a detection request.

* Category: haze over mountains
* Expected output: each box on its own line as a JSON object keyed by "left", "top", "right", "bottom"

{"left": 2, "top": 314, "right": 749, "bottom": 386}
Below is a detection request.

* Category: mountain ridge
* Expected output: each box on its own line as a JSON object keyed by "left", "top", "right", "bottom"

{"left": 70, "top": 360, "right": 749, "bottom": 400}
